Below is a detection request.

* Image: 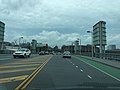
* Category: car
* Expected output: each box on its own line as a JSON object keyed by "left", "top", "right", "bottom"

{"left": 50, "top": 51, "right": 55, "bottom": 55}
{"left": 39, "top": 51, "right": 45, "bottom": 55}
{"left": 56, "top": 52, "right": 62, "bottom": 55}
{"left": 63, "top": 51, "right": 71, "bottom": 58}
{"left": 44, "top": 51, "right": 49, "bottom": 55}
{"left": 13, "top": 48, "right": 31, "bottom": 58}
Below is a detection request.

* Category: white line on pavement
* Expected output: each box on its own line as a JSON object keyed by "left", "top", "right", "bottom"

{"left": 76, "top": 66, "right": 78, "bottom": 68}
{"left": 87, "top": 75, "right": 92, "bottom": 79}
{"left": 80, "top": 69, "right": 83, "bottom": 72}
{"left": 75, "top": 57, "right": 120, "bottom": 82}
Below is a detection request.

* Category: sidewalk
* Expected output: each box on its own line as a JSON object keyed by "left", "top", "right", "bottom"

{"left": 81, "top": 56, "right": 120, "bottom": 69}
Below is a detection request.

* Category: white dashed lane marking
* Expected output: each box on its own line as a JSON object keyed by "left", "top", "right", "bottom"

{"left": 76, "top": 66, "right": 78, "bottom": 68}
{"left": 87, "top": 75, "right": 92, "bottom": 79}
{"left": 80, "top": 69, "right": 83, "bottom": 72}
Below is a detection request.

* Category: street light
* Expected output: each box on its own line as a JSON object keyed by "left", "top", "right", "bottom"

{"left": 77, "top": 38, "right": 81, "bottom": 56}
{"left": 19, "top": 37, "right": 23, "bottom": 48}
{"left": 87, "top": 31, "right": 94, "bottom": 59}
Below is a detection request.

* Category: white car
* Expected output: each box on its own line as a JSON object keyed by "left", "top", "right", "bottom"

{"left": 63, "top": 51, "right": 71, "bottom": 58}
{"left": 13, "top": 48, "right": 31, "bottom": 58}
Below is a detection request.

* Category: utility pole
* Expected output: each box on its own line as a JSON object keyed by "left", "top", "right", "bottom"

{"left": 87, "top": 31, "right": 94, "bottom": 59}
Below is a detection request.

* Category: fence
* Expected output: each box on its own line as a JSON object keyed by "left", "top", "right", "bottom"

{"left": 81, "top": 52, "right": 120, "bottom": 61}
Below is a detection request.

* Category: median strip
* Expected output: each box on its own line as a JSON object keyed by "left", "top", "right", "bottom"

{"left": 0, "top": 75, "right": 29, "bottom": 84}
{"left": 0, "top": 68, "right": 36, "bottom": 74}
{"left": 0, "top": 64, "right": 39, "bottom": 69}
{"left": 15, "top": 55, "right": 53, "bottom": 90}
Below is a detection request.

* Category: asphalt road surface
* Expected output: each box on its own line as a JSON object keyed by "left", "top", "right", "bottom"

{"left": 0, "top": 55, "right": 51, "bottom": 90}
{"left": 25, "top": 55, "right": 120, "bottom": 90}
{"left": 0, "top": 55, "right": 120, "bottom": 90}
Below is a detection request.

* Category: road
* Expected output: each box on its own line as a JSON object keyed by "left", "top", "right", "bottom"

{"left": 0, "top": 55, "right": 52, "bottom": 90}
{"left": 26, "top": 55, "right": 120, "bottom": 89}
{"left": 0, "top": 54, "right": 39, "bottom": 64}
{"left": 0, "top": 55, "right": 120, "bottom": 90}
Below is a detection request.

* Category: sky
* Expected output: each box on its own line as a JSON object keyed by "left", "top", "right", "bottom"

{"left": 0, "top": 0, "right": 120, "bottom": 48}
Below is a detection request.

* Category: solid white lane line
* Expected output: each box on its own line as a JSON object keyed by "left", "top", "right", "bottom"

{"left": 74, "top": 56, "right": 120, "bottom": 82}
{"left": 80, "top": 69, "right": 83, "bottom": 72}
{"left": 87, "top": 75, "right": 92, "bottom": 79}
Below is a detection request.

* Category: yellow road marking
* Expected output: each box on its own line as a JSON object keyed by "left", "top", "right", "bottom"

{"left": 15, "top": 55, "right": 53, "bottom": 90}
{"left": 0, "top": 68, "right": 36, "bottom": 74}
{"left": 0, "top": 64, "right": 39, "bottom": 69}
{"left": 2, "top": 62, "right": 43, "bottom": 66}
{"left": 1, "top": 56, "right": 48, "bottom": 65}
{"left": 0, "top": 75, "right": 29, "bottom": 84}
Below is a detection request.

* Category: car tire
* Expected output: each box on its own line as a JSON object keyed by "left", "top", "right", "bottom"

{"left": 13, "top": 56, "right": 16, "bottom": 58}
{"left": 24, "top": 54, "right": 26, "bottom": 58}
{"left": 28, "top": 55, "right": 30, "bottom": 58}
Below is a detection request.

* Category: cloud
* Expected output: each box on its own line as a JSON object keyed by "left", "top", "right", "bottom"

{"left": 1, "top": 0, "right": 120, "bottom": 48}
{"left": 5, "top": 30, "right": 90, "bottom": 47}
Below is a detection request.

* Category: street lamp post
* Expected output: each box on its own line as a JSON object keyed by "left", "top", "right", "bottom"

{"left": 87, "top": 31, "right": 94, "bottom": 59}
{"left": 80, "top": 39, "right": 81, "bottom": 56}
{"left": 19, "top": 37, "right": 23, "bottom": 48}
{"left": 77, "top": 38, "right": 81, "bottom": 56}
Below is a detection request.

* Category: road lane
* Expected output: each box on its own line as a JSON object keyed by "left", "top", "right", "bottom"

{"left": 26, "top": 55, "right": 120, "bottom": 90}
{"left": 0, "top": 55, "right": 52, "bottom": 90}
{"left": 70, "top": 56, "right": 120, "bottom": 83}
{"left": 15, "top": 55, "right": 53, "bottom": 90}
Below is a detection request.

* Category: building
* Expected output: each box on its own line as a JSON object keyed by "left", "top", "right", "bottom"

{"left": 0, "top": 21, "right": 5, "bottom": 50}
{"left": 61, "top": 45, "right": 74, "bottom": 54}
{"left": 74, "top": 40, "right": 79, "bottom": 54}
{"left": 31, "top": 39, "right": 37, "bottom": 53}
{"left": 107, "top": 45, "right": 116, "bottom": 50}
{"left": 36, "top": 43, "right": 48, "bottom": 52}
{"left": 93, "top": 21, "right": 107, "bottom": 55}
{"left": 61, "top": 44, "right": 99, "bottom": 56}
{"left": 21, "top": 42, "right": 31, "bottom": 49}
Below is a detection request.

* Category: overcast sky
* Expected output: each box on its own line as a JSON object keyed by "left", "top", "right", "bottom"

{"left": 0, "top": 0, "right": 120, "bottom": 48}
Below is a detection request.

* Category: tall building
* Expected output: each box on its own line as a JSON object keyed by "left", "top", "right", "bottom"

{"left": 36, "top": 43, "right": 48, "bottom": 52}
{"left": 93, "top": 21, "right": 107, "bottom": 55}
{"left": 31, "top": 39, "right": 37, "bottom": 53}
{"left": 107, "top": 45, "right": 116, "bottom": 50}
{"left": 74, "top": 40, "right": 79, "bottom": 54}
{"left": 0, "top": 21, "right": 5, "bottom": 50}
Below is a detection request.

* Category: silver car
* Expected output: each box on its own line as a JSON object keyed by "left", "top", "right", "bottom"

{"left": 63, "top": 51, "right": 71, "bottom": 58}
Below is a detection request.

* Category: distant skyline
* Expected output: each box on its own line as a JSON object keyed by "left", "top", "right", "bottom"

{"left": 0, "top": 0, "right": 120, "bottom": 48}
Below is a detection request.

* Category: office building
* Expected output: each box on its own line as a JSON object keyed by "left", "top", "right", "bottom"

{"left": 36, "top": 43, "right": 48, "bottom": 52}
{"left": 31, "top": 39, "right": 37, "bottom": 53}
{"left": 93, "top": 21, "right": 107, "bottom": 54}
{"left": 107, "top": 45, "right": 116, "bottom": 50}
{"left": 0, "top": 21, "right": 5, "bottom": 50}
